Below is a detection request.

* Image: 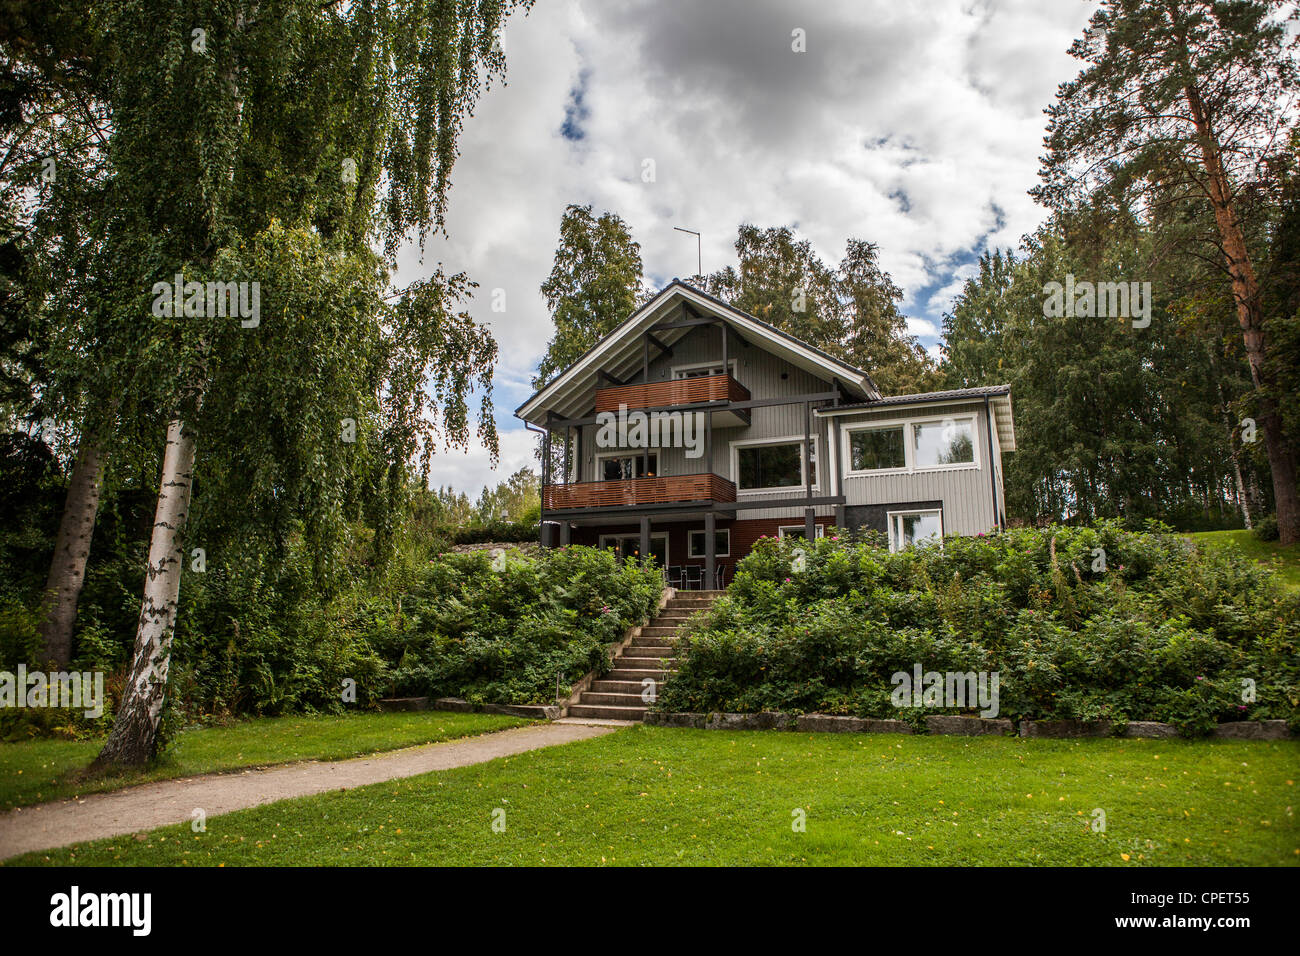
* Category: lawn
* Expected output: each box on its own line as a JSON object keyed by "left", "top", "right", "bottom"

{"left": 0, "top": 710, "right": 528, "bottom": 811}
{"left": 12, "top": 726, "right": 1298, "bottom": 866}
{"left": 1187, "top": 529, "right": 1300, "bottom": 590}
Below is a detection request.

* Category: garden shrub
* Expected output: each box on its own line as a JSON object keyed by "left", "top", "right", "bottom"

{"left": 370, "top": 545, "right": 662, "bottom": 704}
{"left": 1253, "top": 514, "right": 1279, "bottom": 542}
{"left": 658, "top": 521, "right": 1300, "bottom": 735}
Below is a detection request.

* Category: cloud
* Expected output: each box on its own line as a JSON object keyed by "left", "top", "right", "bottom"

{"left": 394, "top": 0, "right": 1098, "bottom": 486}
{"left": 425, "top": 424, "right": 538, "bottom": 499}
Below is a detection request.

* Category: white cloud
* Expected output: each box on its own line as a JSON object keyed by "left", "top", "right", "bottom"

{"left": 425, "top": 425, "right": 538, "bottom": 499}
{"left": 395, "top": 0, "right": 1098, "bottom": 489}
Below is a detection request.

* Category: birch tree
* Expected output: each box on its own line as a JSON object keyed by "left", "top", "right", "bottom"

{"left": 77, "top": 0, "right": 525, "bottom": 768}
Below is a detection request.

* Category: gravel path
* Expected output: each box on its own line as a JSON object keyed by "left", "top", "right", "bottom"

{"left": 0, "top": 722, "right": 615, "bottom": 860}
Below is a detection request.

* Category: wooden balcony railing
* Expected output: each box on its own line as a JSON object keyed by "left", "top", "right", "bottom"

{"left": 594, "top": 373, "right": 749, "bottom": 413}
{"left": 543, "top": 473, "right": 736, "bottom": 511}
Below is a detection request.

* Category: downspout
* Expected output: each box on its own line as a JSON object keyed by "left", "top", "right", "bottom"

{"left": 984, "top": 396, "right": 1001, "bottom": 530}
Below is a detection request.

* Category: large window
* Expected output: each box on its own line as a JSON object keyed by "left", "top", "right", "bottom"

{"left": 687, "top": 529, "right": 730, "bottom": 558}
{"left": 888, "top": 510, "right": 943, "bottom": 552}
{"left": 598, "top": 452, "right": 658, "bottom": 480}
{"left": 735, "top": 440, "right": 814, "bottom": 491}
{"left": 849, "top": 426, "right": 905, "bottom": 471}
{"left": 844, "top": 416, "right": 977, "bottom": 474}
{"left": 913, "top": 420, "right": 974, "bottom": 468}
{"left": 600, "top": 533, "right": 668, "bottom": 565}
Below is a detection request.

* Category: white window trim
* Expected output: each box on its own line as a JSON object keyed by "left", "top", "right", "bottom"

{"left": 730, "top": 435, "right": 820, "bottom": 496}
{"left": 600, "top": 533, "right": 669, "bottom": 564}
{"left": 886, "top": 509, "right": 944, "bottom": 553}
{"left": 778, "top": 523, "right": 825, "bottom": 540}
{"left": 594, "top": 449, "right": 659, "bottom": 480}
{"left": 670, "top": 358, "right": 738, "bottom": 380}
{"left": 841, "top": 423, "right": 909, "bottom": 476}
{"left": 687, "top": 528, "right": 731, "bottom": 558}
{"left": 841, "top": 414, "right": 979, "bottom": 477}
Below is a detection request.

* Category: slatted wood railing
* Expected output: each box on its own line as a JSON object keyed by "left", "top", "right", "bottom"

{"left": 543, "top": 473, "right": 736, "bottom": 511}
{"left": 594, "top": 373, "right": 749, "bottom": 413}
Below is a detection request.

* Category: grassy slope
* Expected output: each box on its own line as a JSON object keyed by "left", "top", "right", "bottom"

{"left": 0, "top": 711, "right": 528, "bottom": 811}
{"left": 13, "top": 726, "right": 1297, "bottom": 867}
{"left": 1187, "top": 529, "right": 1300, "bottom": 590}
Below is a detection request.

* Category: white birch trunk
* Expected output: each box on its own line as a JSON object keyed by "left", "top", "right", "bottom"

{"left": 94, "top": 418, "right": 196, "bottom": 767}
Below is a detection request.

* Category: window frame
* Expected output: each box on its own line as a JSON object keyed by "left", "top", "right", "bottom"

{"left": 687, "top": 528, "right": 731, "bottom": 558}
{"left": 730, "top": 435, "right": 819, "bottom": 495}
{"left": 886, "top": 509, "right": 944, "bottom": 552}
{"left": 841, "top": 414, "right": 979, "bottom": 477}
{"left": 670, "top": 359, "right": 738, "bottom": 380}
{"left": 844, "top": 423, "right": 908, "bottom": 475}
{"left": 595, "top": 450, "right": 659, "bottom": 481}
{"left": 599, "top": 532, "right": 670, "bottom": 565}
{"left": 777, "top": 523, "right": 825, "bottom": 541}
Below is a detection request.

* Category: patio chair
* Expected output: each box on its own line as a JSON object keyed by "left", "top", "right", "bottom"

{"left": 684, "top": 565, "right": 703, "bottom": 590}
{"left": 714, "top": 563, "right": 727, "bottom": 590}
{"left": 665, "top": 565, "right": 685, "bottom": 590}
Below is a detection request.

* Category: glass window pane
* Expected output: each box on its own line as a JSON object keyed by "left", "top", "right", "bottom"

{"left": 896, "top": 512, "right": 942, "bottom": 549}
{"left": 850, "top": 427, "right": 905, "bottom": 470}
{"left": 688, "top": 530, "right": 729, "bottom": 557}
{"left": 913, "top": 420, "right": 974, "bottom": 467}
{"left": 600, "top": 454, "right": 658, "bottom": 480}
{"left": 738, "top": 443, "right": 803, "bottom": 489}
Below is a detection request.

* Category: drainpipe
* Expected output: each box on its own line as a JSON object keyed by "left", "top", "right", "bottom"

{"left": 977, "top": 395, "right": 998, "bottom": 530}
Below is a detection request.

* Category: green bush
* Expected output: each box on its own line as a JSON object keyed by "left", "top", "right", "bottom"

{"left": 371, "top": 545, "right": 662, "bottom": 704}
{"left": 659, "top": 522, "right": 1300, "bottom": 736}
{"left": 443, "top": 521, "right": 540, "bottom": 545}
{"left": 1253, "top": 514, "right": 1279, "bottom": 542}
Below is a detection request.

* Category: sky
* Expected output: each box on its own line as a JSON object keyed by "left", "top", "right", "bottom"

{"left": 398, "top": 0, "right": 1100, "bottom": 499}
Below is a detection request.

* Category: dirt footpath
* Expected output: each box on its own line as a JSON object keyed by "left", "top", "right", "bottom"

{"left": 0, "top": 722, "right": 615, "bottom": 860}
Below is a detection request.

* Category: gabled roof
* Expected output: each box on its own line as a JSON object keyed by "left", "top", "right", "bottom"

{"left": 516, "top": 280, "right": 880, "bottom": 425}
{"left": 816, "top": 384, "right": 1016, "bottom": 451}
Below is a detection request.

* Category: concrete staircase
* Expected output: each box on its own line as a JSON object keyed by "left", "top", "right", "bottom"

{"left": 566, "top": 590, "right": 723, "bottom": 722}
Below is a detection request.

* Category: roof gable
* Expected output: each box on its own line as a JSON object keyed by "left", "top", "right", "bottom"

{"left": 516, "top": 281, "right": 879, "bottom": 425}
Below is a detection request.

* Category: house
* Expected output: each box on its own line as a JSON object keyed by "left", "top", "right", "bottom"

{"left": 515, "top": 280, "right": 1015, "bottom": 585}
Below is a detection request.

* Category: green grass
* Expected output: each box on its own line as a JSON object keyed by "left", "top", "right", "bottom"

{"left": 13, "top": 727, "right": 1298, "bottom": 866}
{"left": 0, "top": 710, "right": 528, "bottom": 811}
{"left": 1187, "top": 529, "right": 1300, "bottom": 590}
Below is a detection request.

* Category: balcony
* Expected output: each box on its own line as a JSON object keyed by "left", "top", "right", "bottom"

{"left": 594, "top": 373, "right": 750, "bottom": 426}
{"left": 542, "top": 473, "right": 736, "bottom": 512}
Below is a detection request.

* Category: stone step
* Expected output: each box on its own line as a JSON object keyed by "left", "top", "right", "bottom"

{"left": 589, "top": 679, "right": 663, "bottom": 694}
{"left": 618, "top": 655, "right": 676, "bottom": 668}
{"left": 628, "top": 635, "right": 672, "bottom": 648}
{"left": 579, "top": 691, "right": 649, "bottom": 706}
{"left": 568, "top": 703, "right": 647, "bottom": 720}
{"left": 607, "top": 667, "right": 674, "bottom": 681}
{"left": 621, "top": 644, "right": 674, "bottom": 657}
{"left": 638, "top": 627, "right": 683, "bottom": 638}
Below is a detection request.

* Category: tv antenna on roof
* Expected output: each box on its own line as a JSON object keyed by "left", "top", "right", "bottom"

{"left": 674, "top": 226, "right": 701, "bottom": 280}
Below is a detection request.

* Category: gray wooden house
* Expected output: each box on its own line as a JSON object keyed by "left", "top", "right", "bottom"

{"left": 516, "top": 281, "right": 1015, "bottom": 586}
